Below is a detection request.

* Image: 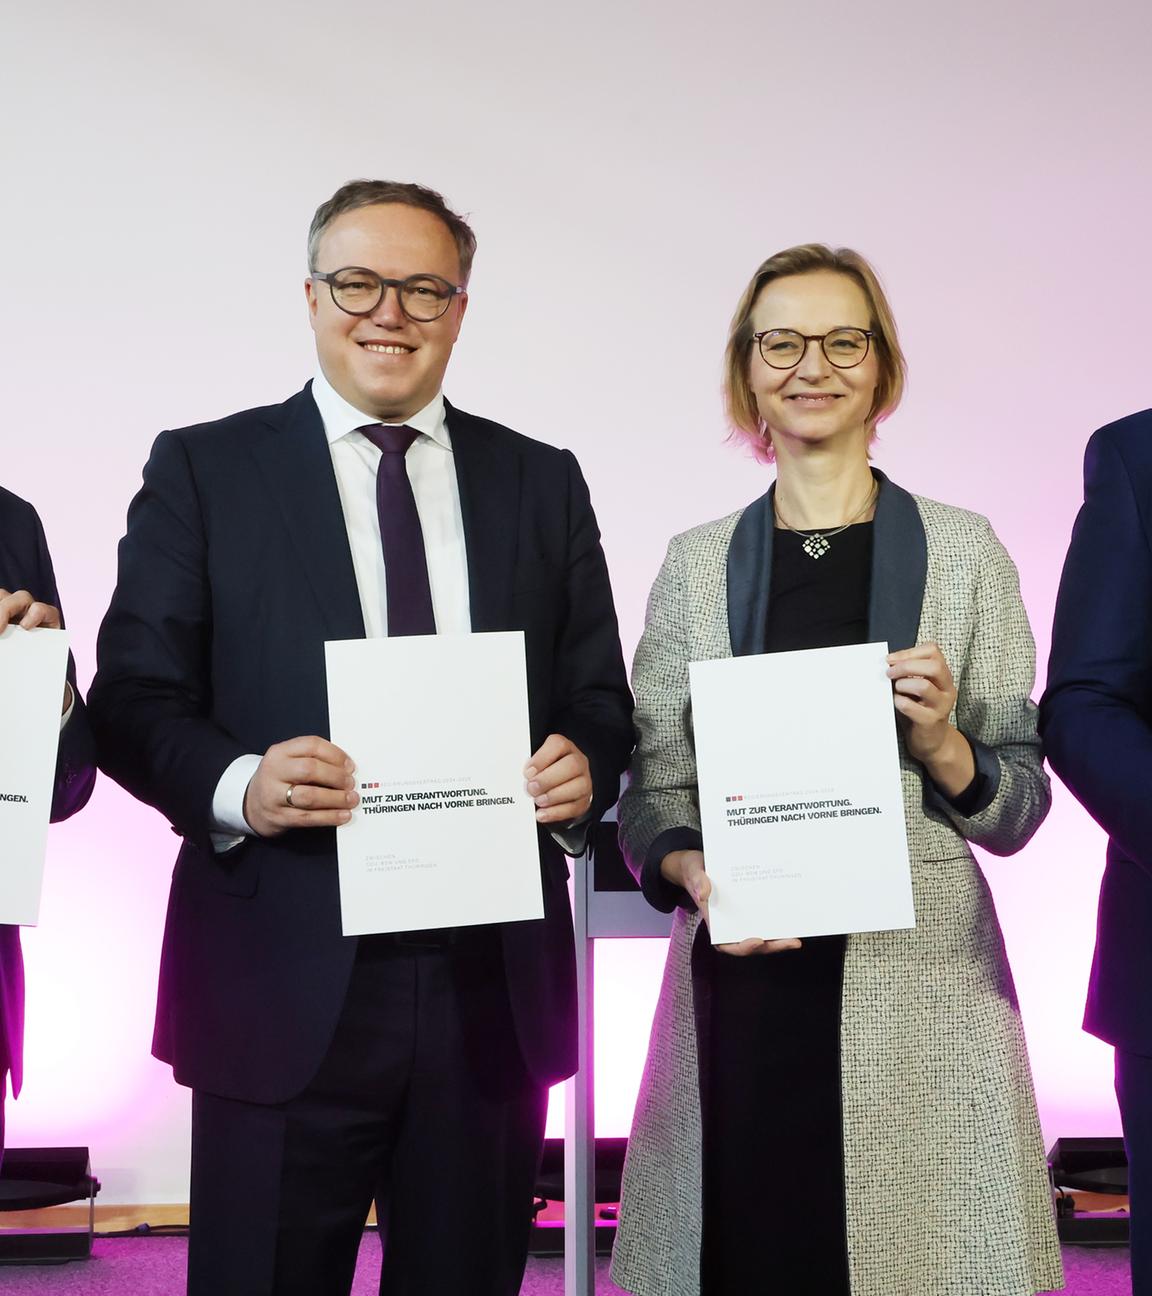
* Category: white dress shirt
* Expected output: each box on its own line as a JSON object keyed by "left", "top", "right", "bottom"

{"left": 210, "top": 371, "right": 471, "bottom": 843}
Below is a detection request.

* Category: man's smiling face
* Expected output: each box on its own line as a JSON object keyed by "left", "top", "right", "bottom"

{"left": 306, "top": 202, "right": 468, "bottom": 421}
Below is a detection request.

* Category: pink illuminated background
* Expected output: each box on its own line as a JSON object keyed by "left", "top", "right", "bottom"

{"left": 4, "top": 0, "right": 1151, "bottom": 1203}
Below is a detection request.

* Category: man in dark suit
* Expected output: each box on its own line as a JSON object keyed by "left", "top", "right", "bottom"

{"left": 89, "top": 180, "right": 633, "bottom": 1295}
{"left": 0, "top": 490, "right": 96, "bottom": 1161}
{"left": 1041, "top": 408, "right": 1152, "bottom": 1294}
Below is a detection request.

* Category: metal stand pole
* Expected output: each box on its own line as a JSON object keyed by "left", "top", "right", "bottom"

{"left": 564, "top": 850, "right": 596, "bottom": 1296}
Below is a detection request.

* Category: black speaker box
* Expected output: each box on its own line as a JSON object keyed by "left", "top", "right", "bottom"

{"left": 0, "top": 1147, "right": 100, "bottom": 1263}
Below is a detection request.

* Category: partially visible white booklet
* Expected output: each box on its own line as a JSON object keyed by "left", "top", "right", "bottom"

{"left": 326, "top": 631, "right": 543, "bottom": 936}
{"left": 689, "top": 642, "right": 914, "bottom": 944}
{"left": 0, "top": 626, "right": 70, "bottom": 926}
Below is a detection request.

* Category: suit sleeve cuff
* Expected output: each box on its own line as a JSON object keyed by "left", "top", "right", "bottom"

{"left": 640, "top": 827, "right": 704, "bottom": 913}
{"left": 927, "top": 735, "right": 1001, "bottom": 819}
{"left": 210, "top": 753, "right": 261, "bottom": 852}
{"left": 552, "top": 806, "right": 594, "bottom": 857}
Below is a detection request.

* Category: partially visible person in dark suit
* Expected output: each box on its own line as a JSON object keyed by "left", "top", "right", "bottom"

{"left": 0, "top": 488, "right": 96, "bottom": 1162}
{"left": 1041, "top": 408, "right": 1152, "bottom": 1294}
{"left": 89, "top": 180, "right": 633, "bottom": 1296}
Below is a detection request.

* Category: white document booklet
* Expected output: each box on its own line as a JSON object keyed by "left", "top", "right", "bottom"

{"left": 689, "top": 641, "right": 915, "bottom": 945}
{"left": 0, "top": 626, "right": 70, "bottom": 926}
{"left": 325, "top": 630, "right": 543, "bottom": 936}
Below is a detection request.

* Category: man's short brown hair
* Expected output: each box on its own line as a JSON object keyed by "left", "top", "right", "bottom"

{"left": 308, "top": 180, "right": 477, "bottom": 283}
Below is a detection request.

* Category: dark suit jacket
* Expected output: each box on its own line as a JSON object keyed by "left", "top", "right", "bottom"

{"left": 1040, "top": 410, "right": 1152, "bottom": 1052}
{"left": 89, "top": 385, "right": 633, "bottom": 1104}
{"left": 0, "top": 488, "right": 96, "bottom": 1098}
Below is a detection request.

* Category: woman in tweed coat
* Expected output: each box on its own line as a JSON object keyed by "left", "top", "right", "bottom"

{"left": 612, "top": 245, "right": 1062, "bottom": 1296}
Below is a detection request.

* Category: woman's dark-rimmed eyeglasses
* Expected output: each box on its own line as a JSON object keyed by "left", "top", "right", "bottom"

{"left": 310, "top": 267, "right": 465, "bottom": 322}
{"left": 751, "top": 328, "right": 874, "bottom": 370}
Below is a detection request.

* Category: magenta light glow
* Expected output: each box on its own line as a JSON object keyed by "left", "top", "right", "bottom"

{"left": 7, "top": 0, "right": 1151, "bottom": 1205}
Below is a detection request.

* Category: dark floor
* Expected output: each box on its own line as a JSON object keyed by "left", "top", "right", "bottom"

{"left": 0, "top": 1237, "right": 1133, "bottom": 1293}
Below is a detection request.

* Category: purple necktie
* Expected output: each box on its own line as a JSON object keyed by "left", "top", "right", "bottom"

{"left": 358, "top": 425, "right": 436, "bottom": 637}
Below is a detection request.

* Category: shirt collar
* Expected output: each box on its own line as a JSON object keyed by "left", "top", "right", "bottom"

{"left": 311, "top": 368, "right": 451, "bottom": 451}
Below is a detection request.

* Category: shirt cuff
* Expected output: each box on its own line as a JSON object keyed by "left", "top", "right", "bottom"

{"left": 552, "top": 806, "right": 594, "bottom": 857}
{"left": 59, "top": 687, "right": 75, "bottom": 732}
{"left": 640, "top": 827, "right": 704, "bottom": 913}
{"left": 210, "top": 753, "right": 261, "bottom": 853}
{"left": 928, "top": 734, "right": 1001, "bottom": 819}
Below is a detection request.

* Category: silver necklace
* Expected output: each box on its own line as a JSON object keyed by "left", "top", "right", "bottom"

{"left": 773, "top": 480, "right": 878, "bottom": 560}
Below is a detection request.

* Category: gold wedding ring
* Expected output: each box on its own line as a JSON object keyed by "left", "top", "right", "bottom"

{"left": 285, "top": 784, "right": 296, "bottom": 809}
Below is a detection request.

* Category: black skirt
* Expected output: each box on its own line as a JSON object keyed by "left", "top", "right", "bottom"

{"left": 697, "top": 519, "right": 873, "bottom": 1295}
{"left": 699, "top": 930, "right": 850, "bottom": 1294}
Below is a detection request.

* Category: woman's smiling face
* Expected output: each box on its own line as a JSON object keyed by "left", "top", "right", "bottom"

{"left": 747, "top": 270, "right": 880, "bottom": 456}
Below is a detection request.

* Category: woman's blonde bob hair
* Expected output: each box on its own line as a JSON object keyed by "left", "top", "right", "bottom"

{"left": 724, "top": 244, "right": 907, "bottom": 463}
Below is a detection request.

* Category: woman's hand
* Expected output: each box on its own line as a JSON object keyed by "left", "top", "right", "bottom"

{"left": 660, "top": 849, "right": 802, "bottom": 956}
{"left": 887, "top": 642, "right": 975, "bottom": 797}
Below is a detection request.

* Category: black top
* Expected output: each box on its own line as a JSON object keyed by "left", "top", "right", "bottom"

{"left": 766, "top": 522, "right": 873, "bottom": 652}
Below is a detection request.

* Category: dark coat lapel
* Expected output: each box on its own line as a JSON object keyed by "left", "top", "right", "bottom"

{"left": 867, "top": 471, "right": 927, "bottom": 651}
{"left": 726, "top": 487, "right": 776, "bottom": 657}
{"left": 250, "top": 384, "right": 365, "bottom": 641}
{"left": 446, "top": 401, "right": 520, "bottom": 632}
{"left": 725, "top": 468, "right": 927, "bottom": 655}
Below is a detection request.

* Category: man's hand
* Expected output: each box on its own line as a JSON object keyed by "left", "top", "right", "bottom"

{"left": 660, "top": 848, "right": 802, "bottom": 957}
{"left": 1, "top": 588, "right": 71, "bottom": 713}
{"left": 0, "top": 587, "right": 62, "bottom": 632}
{"left": 244, "top": 736, "right": 358, "bottom": 838}
{"left": 525, "top": 734, "right": 593, "bottom": 825}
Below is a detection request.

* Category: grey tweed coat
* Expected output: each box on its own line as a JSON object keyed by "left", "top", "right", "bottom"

{"left": 611, "top": 473, "right": 1064, "bottom": 1296}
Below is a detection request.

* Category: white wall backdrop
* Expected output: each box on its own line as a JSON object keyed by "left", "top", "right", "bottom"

{"left": 3, "top": 0, "right": 1151, "bottom": 1203}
